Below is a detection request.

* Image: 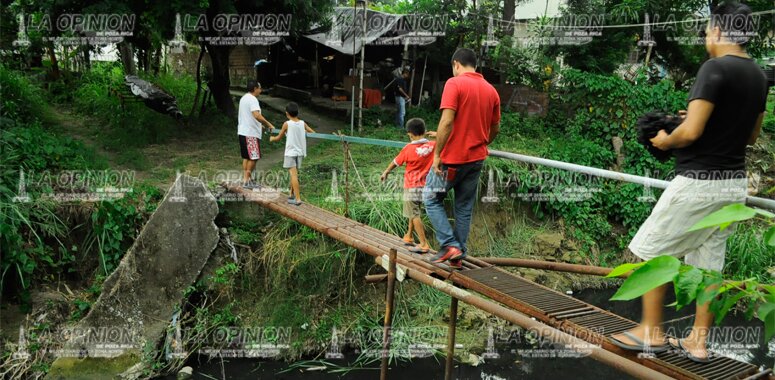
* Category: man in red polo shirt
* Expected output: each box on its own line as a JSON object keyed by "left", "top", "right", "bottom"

{"left": 423, "top": 48, "right": 501, "bottom": 269}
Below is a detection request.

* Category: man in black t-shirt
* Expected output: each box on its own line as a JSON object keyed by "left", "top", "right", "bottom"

{"left": 610, "top": 2, "right": 768, "bottom": 363}
{"left": 394, "top": 69, "right": 411, "bottom": 128}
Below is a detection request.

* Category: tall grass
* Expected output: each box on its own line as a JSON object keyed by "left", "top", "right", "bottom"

{"left": 67, "top": 62, "right": 202, "bottom": 159}
{"left": 725, "top": 223, "right": 774, "bottom": 282}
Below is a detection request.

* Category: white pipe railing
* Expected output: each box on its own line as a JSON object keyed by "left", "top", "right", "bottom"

{"left": 268, "top": 128, "right": 775, "bottom": 211}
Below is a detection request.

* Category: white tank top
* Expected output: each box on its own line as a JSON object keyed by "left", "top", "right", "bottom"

{"left": 285, "top": 119, "right": 307, "bottom": 157}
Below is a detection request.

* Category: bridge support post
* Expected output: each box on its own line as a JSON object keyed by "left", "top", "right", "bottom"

{"left": 444, "top": 297, "right": 459, "bottom": 380}
{"left": 380, "top": 248, "right": 397, "bottom": 380}
{"left": 342, "top": 141, "right": 350, "bottom": 218}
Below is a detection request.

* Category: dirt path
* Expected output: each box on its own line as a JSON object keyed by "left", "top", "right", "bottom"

{"left": 50, "top": 95, "right": 351, "bottom": 191}
{"left": 249, "top": 95, "right": 346, "bottom": 173}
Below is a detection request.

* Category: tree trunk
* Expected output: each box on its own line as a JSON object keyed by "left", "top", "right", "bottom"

{"left": 138, "top": 48, "right": 149, "bottom": 72}
{"left": 118, "top": 42, "right": 136, "bottom": 75}
{"left": 189, "top": 45, "right": 206, "bottom": 118}
{"left": 82, "top": 45, "right": 91, "bottom": 71}
{"left": 47, "top": 41, "right": 60, "bottom": 80}
{"left": 503, "top": 0, "right": 515, "bottom": 35}
{"left": 206, "top": 44, "right": 235, "bottom": 117}
{"left": 152, "top": 46, "right": 161, "bottom": 74}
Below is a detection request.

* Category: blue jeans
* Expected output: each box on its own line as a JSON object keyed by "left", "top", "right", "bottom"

{"left": 423, "top": 160, "right": 483, "bottom": 255}
{"left": 395, "top": 96, "right": 406, "bottom": 128}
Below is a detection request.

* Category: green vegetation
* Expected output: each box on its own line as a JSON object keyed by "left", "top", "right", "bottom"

{"left": 2, "top": 0, "right": 773, "bottom": 373}
{"left": 0, "top": 63, "right": 163, "bottom": 307}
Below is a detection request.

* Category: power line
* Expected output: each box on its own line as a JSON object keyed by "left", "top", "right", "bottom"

{"left": 465, "top": 9, "right": 775, "bottom": 29}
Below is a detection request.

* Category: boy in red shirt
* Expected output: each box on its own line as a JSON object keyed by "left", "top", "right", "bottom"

{"left": 380, "top": 118, "right": 435, "bottom": 253}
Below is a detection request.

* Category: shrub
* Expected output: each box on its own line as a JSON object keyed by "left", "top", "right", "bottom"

{"left": 555, "top": 69, "right": 687, "bottom": 145}
{"left": 0, "top": 63, "right": 45, "bottom": 122}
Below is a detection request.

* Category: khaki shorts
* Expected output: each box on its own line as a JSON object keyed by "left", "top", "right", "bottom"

{"left": 402, "top": 188, "right": 423, "bottom": 218}
{"left": 628, "top": 175, "right": 747, "bottom": 271}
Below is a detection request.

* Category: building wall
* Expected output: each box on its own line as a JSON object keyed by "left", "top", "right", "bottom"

{"left": 166, "top": 45, "right": 268, "bottom": 85}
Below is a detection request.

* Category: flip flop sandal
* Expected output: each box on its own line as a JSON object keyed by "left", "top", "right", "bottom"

{"left": 668, "top": 338, "right": 711, "bottom": 363}
{"left": 409, "top": 246, "right": 430, "bottom": 254}
{"left": 609, "top": 331, "right": 669, "bottom": 353}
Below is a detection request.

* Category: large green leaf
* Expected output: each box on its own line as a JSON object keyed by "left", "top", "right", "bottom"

{"left": 605, "top": 262, "right": 644, "bottom": 278}
{"left": 764, "top": 310, "right": 775, "bottom": 342}
{"left": 610, "top": 256, "right": 681, "bottom": 301}
{"left": 674, "top": 266, "right": 703, "bottom": 310}
{"left": 696, "top": 274, "right": 723, "bottom": 305}
{"left": 758, "top": 302, "right": 775, "bottom": 323}
{"left": 764, "top": 227, "right": 775, "bottom": 247}
{"left": 688, "top": 204, "right": 756, "bottom": 232}
{"left": 713, "top": 292, "right": 746, "bottom": 325}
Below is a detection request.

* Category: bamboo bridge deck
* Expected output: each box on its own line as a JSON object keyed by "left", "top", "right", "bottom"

{"left": 223, "top": 183, "right": 772, "bottom": 380}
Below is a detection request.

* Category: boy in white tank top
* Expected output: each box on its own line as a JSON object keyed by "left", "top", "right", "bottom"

{"left": 270, "top": 102, "right": 315, "bottom": 205}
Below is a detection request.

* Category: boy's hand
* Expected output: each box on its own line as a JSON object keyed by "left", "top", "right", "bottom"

{"left": 269, "top": 136, "right": 278, "bottom": 142}
{"left": 425, "top": 131, "right": 437, "bottom": 138}
{"left": 380, "top": 171, "right": 389, "bottom": 182}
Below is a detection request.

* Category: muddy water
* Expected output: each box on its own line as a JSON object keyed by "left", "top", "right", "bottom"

{"left": 160, "top": 288, "right": 773, "bottom": 379}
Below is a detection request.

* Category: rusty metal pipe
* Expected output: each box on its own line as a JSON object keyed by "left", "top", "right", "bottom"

{"left": 478, "top": 257, "right": 629, "bottom": 278}
{"left": 742, "top": 369, "right": 773, "bottom": 380}
{"left": 404, "top": 268, "right": 673, "bottom": 380}
{"left": 366, "top": 274, "right": 387, "bottom": 283}
{"left": 380, "top": 249, "right": 398, "bottom": 380}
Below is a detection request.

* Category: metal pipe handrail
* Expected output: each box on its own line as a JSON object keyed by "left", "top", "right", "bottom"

{"left": 268, "top": 128, "right": 775, "bottom": 211}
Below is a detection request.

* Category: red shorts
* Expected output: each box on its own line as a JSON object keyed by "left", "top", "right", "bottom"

{"left": 239, "top": 135, "right": 261, "bottom": 160}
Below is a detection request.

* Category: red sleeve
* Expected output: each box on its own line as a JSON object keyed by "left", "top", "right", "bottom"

{"left": 492, "top": 91, "right": 501, "bottom": 125}
{"left": 492, "top": 95, "right": 501, "bottom": 125}
{"left": 439, "top": 79, "right": 459, "bottom": 111}
{"left": 394, "top": 146, "right": 408, "bottom": 166}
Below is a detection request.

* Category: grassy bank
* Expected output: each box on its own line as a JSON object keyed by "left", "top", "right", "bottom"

{"left": 1, "top": 63, "right": 772, "bottom": 378}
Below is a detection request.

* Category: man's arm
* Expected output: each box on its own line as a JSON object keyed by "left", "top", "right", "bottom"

{"left": 432, "top": 108, "right": 456, "bottom": 174}
{"left": 747, "top": 112, "right": 765, "bottom": 146}
{"left": 269, "top": 122, "right": 288, "bottom": 142}
{"left": 253, "top": 110, "right": 276, "bottom": 131}
{"left": 488, "top": 123, "right": 500, "bottom": 144}
{"left": 651, "top": 99, "right": 714, "bottom": 150}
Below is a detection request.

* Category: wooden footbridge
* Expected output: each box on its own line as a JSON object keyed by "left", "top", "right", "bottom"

{"left": 223, "top": 183, "right": 773, "bottom": 380}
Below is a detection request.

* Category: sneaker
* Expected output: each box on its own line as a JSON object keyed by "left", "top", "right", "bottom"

{"left": 448, "top": 259, "right": 463, "bottom": 269}
{"left": 432, "top": 246, "right": 462, "bottom": 263}
{"left": 287, "top": 199, "right": 303, "bottom": 206}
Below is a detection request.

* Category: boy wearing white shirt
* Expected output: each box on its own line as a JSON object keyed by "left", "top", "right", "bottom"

{"left": 270, "top": 102, "right": 315, "bottom": 205}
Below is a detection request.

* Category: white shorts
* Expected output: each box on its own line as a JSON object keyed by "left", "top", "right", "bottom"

{"left": 628, "top": 175, "right": 747, "bottom": 271}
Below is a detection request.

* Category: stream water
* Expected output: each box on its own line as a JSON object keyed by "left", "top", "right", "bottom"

{"left": 160, "top": 288, "right": 773, "bottom": 379}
